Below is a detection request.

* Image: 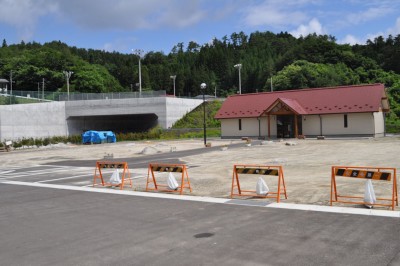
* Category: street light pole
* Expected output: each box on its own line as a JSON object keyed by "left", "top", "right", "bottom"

{"left": 63, "top": 70, "right": 73, "bottom": 101}
{"left": 234, "top": 63, "right": 242, "bottom": 94}
{"left": 42, "top": 78, "right": 45, "bottom": 100}
{"left": 170, "top": 75, "right": 176, "bottom": 96}
{"left": 133, "top": 49, "right": 144, "bottom": 95}
{"left": 9, "top": 70, "right": 13, "bottom": 104}
{"left": 200, "top": 83, "right": 207, "bottom": 146}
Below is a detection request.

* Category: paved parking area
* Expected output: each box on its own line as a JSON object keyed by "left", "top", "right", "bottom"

{"left": 1, "top": 178, "right": 399, "bottom": 265}
{"left": 1, "top": 138, "right": 399, "bottom": 265}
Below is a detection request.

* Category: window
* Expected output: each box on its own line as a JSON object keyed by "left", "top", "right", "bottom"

{"left": 239, "top": 119, "right": 242, "bottom": 131}
{"left": 344, "top": 114, "right": 348, "bottom": 128}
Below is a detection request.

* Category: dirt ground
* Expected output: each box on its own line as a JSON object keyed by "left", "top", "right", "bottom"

{"left": 1, "top": 136, "right": 399, "bottom": 210}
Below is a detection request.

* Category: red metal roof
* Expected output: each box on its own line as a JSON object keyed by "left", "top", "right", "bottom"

{"left": 266, "top": 98, "right": 308, "bottom": 115}
{"left": 215, "top": 84, "right": 388, "bottom": 119}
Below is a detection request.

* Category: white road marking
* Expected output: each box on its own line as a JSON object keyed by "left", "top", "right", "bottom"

{"left": 1, "top": 181, "right": 229, "bottom": 204}
{"left": 267, "top": 203, "right": 400, "bottom": 218}
{"left": 0, "top": 170, "right": 15, "bottom": 175}
{"left": 0, "top": 166, "right": 92, "bottom": 180}
{"left": 36, "top": 174, "right": 93, "bottom": 183}
{"left": 1, "top": 180, "right": 399, "bottom": 218}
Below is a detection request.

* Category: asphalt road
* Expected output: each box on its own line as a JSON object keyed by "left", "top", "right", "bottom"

{"left": 0, "top": 182, "right": 399, "bottom": 266}
{"left": 45, "top": 140, "right": 262, "bottom": 168}
{"left": 1, "top": 141, "right": 399, "bottom": 265}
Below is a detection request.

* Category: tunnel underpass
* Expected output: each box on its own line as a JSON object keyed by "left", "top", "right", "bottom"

{"left": 67, "top": 113, "right": 158, "bottom": 134}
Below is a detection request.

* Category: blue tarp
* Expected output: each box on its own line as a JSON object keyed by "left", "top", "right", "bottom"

{"left": 82, "top": 130, "right": 116, "bottom": 144}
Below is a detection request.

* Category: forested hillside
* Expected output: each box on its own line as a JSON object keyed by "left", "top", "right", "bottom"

{"left": 0, "top": 31, "right": 399, "bottom": 129}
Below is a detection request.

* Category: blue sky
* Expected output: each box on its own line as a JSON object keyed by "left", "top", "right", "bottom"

{"left": 1, "top": 0, "right": 400, "bottom": 54}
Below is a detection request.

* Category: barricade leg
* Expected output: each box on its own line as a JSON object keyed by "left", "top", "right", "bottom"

{"left": 230, "top": 167, "right": 241, "bottom": 198}
{"left": 183, "top": 167, "right": 192, "bottom": 193}
{"left": 93, "top": 166, "right": 105, "bottom": 187}
{"left": 280, "top": 167, "right": 288, "bottom": 199}
{"left": 146, "top": 166, "right": 158, "bottom": 191}
{"left": 119, "top": 166, "right": 132, "bottom": 190}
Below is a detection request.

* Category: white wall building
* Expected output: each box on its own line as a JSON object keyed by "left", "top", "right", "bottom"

{"left": 215, "top": 84, "right": 389, "bottom": 139}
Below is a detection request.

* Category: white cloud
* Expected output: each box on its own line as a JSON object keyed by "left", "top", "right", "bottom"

{"left": 387, "top": 17, "right": 400, "bottom": 35}
{"left": 102, "top": 37, "right": 138, "bottom": 53}
{"left": 0, "top": 0, "right": 207, "bottom": 41}
{"left": 339, "top": 34, "right": 364, "bottom": 45}
{"left": 242, "top": 0, "right": 310, "bottom": 27}
{"left": 56, "top": 0, "right": 205, "bottom": 30}
{"left": 290, "top": 18, "right": 325, "bottom": 38}
{"left": 345, "top": 6, "right": 393, "bottom": 25}
{"left": 338, "top": 16, "right": 400, "bottom": 45}
{"left": 0, "top": 0, "right": 58, "bottom": 41}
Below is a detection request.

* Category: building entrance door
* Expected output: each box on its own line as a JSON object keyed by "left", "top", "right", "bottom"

{"left": 277, "top": 115, "right": 302, "bottom": 138}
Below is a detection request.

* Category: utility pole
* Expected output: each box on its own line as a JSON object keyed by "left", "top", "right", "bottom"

{"left": 42, "top": 78, "right": 45, "bottom": 100}
{"left": 9, "top": 70, "right": 13, "bottom": 104}
{"left": 133, "top": 49, "right": 144, "bottom": 95}
{"left": 170, "top": 75, "right": 176, "bottom": 96}
{"left": 271, "top": 76, "right": 273, "bottom": 92}
{"left": 234, "top": 64, "right": 242, "bottom": 94}
{"left": 63, "top": 71, "right": 73, "bottom": 101}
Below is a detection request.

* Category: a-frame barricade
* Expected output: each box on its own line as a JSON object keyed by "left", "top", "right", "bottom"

{"left": 331, "top": 165, "right": 398, "bottom": 210}
{"left": 93, "top": 161, "right": 132, "bottom": 190}
{"left": 231, "top": 164, "right": 287, "bottom": 202}
{"left": 146, "top": 163, "right": 192, "bottom": 195}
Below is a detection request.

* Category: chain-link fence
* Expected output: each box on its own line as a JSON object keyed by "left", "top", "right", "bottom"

{"left": 58, "top": 91, "right": 167, "bottom": 101}
{"left": 0, "top": 90, "right": 168, "bottom": 104}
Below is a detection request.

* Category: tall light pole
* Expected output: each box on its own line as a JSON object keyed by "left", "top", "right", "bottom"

{"left": 234, "top": 63, "right": 242, "bottom": 94}
{"left": 200, "top": 83, "right": 207, "bottom": 146}
{"left": 133, "top": 49, "right": 144, "bottom": 94}
{"left": 42, "top": 78, "right": 45, "bottom": 100}
{"left": 170, "top": 75, "right": 176, "bottom": 97}
{"left": 9, "top": 70, "right": 13, "bottom": 104}
{"left": 63, "top": 70, "right": 73, "bottom": 101}
{"left": 270, "top": 76, "right": 273, "bottom": 92}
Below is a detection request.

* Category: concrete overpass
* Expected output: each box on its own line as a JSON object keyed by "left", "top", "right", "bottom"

{"left": 0, "top": 97, "right": 202, "bottom": 140}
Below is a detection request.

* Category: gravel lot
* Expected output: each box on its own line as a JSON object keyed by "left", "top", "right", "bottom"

{"left": 1, "top": 136, "right": 399, "bottom": 210}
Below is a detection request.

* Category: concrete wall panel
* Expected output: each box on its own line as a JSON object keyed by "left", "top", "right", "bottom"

{"left": 165, "top": 98, "right": 202, "bottom": 128}
{"left": 0, "top": 102, "right": 66, "bottom": 140}
{"left": 374, "top": 112, "right": 385, "bottom": 137}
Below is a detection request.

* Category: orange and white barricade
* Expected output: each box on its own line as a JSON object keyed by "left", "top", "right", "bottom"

{"left": 331, "top": 166, "right": 398, "bottom": 210}
{"left": 230, "top": 164, "right": 287, "bottom": 202}
{"left": 146, "top": 163, "right": 192, "bottom": 195}
{"left": 93, "top": 161, "right": 132, "bottom": 190}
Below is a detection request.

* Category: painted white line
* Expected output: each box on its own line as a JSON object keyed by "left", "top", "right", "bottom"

{"left": 268, "top": 203, "right": 400, "bottom": 218}
{"left": 0, "top": 170, "right": 15, "bottom": 175}
{"left": 1, "top": 171, "right": 69, "bottom": 178}
{"left": 82, "top": 175, "right": 145, "bottom": 187}
{"left": 24, "top": 168, "right": 75, "bottom": 175}
{"left": 1, "top": 181, "right": 230, "bottom": 204}
{"left": 36, "top": 174, "right": 93, "bottom": 183}
{"left": 1, "top": 180, "right": 399, "bottom": 217}
{"left": 73, "top": 181, "right": 92, "bottom": 186}
{"left": 0, "top": 174, "right": 30, "bottom": 178}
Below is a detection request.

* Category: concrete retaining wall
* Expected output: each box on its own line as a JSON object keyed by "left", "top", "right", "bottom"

{"left": 0, "top": 102, "right": 67, "bottom": 141}
{"left": 165, "top": 98, "right": 203, "bottom": 128}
